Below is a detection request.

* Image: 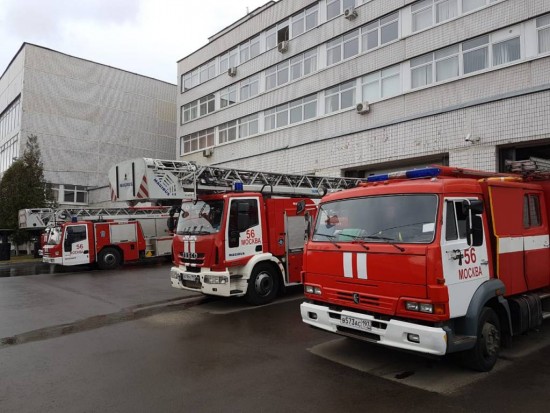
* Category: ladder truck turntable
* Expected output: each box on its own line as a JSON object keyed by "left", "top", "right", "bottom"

{"left": 301, "top": 163, "right": 550, "bottom": 371}
{"left": 19, "top": 206, "right": 174, "bottom": 269}
{"left": 109, "top": 158, "right": 361, "bottom": 305}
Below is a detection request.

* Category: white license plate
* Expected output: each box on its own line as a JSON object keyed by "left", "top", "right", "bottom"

{"left": 181, "top": 273, "right": 199, "bottom": 282}
{"left": 340, "top": 315, "right": 372, "bottom": 332}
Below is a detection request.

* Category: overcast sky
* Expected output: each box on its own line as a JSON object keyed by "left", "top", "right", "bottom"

{"left": 0, "top": 0, "right": 272, "bottom": 84}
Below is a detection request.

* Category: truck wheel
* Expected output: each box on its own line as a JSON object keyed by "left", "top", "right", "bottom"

{"left": 463, "top": 307, "right": 501, "bottom": 372}
{"left": 246, "top": 263, "right": 280, "bottom": 305}
{"left": 97, "top": 247, "right": 121, "bottom": 270}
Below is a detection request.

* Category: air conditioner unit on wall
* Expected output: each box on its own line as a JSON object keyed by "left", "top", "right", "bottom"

{"left": 344, "top": 7, "right": 358, "bottom": 20}
{"left": 227, "top": 67, "right": 237, "bottom": 77}
{"left": 203, "top": 148, "right": 214, "bottom": 157}
{"left": 356, "top": 102, "right": 370, "bottom": 114}
{"left": 277, "top": 40, "right": 289, "bottom": 53}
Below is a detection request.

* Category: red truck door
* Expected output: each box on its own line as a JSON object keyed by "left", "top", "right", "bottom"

{"left": 62, "top": 224, "right": 90, "bottom": 266}
{"left": 225, "top": 197, "right": 263, "bottom": 263}
{"left": 284, "top": 207, "right": 310, "bottom": 284}
{"left": 440, "top": 198, "right": 490, "bottom": 317}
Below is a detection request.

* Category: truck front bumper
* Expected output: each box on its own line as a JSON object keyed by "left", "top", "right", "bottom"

{"left": 170, "top": 266, "right": 247, "bottom": 297}
{"left": 301, "top": 302, "right": 448, "bottom": 356}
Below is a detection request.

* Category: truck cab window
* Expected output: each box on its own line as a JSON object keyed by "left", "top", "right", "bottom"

{"left": 524, "top": 194, "right": 542, "bottom": 228}
{"left": 228, "top": 199, "right": 259, "bottom": 247}
{"left": 445, "top": 201, "right": 458, "bottom": 241}
{"left": 67, "top": 225, "right": 87, "bottom": 243}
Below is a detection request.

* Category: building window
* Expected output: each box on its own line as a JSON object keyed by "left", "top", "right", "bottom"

{"left": 239, "top": 114, "right": 259, "bottom": 139}
{"left": 492, "top": 37, "right": 521, "bottom": 66}
{"left": 266, "top": 26, "right": 277, "bottom": 50}
{"left": 0, "top": 134, "right": 18, "bottom": 174}
{"left": 289, "top": 94, "right": 317, "bottom": 124}
{"left": 0, "top": 97, "right": 21, "bottom": 142}
{"left": 537, "top": 14, "right": 550, "bottom": 54}
{"left": 264, "top": 108, "right": 276, "bottom": 131}
{"left": 220, "top": 85, "right": 237, "bottom": 108}
{"left": 462, "top": 35, "right": 489, "bottom": 74}
{"left": 291, "top": 4, "right": 318, "bottom": 37}
{"left": 265, "top": 60, "right": 290, "bottom": 90}
{"left": 362, "top": 65, "right": 401, "bottom": 102}
{"left": 240, "top": 75, "right": 260, "bottom": 101}
{"left": 182, "top": 101, "right": 198, "bottom": 123}
{"left": 411, "top": 45, "right": 459, "bottom": 87}
{"left": 435, "top": 45, "right": 460, "bottom": 81}
{"left": 362, "top": 12, "right": 399, "bottom": 52}
{"left": 412, "top": 0, "right": 497, "bottom": 33}
{"left": 289, "top": 48, "right": 318, "bottom": 82}
{"left": 412, "top": 0, "right": 433, "bottom": 31}
{"left": 220, "top": 48, "right": 238, "bottom": 74}
{"left": 183, "top": 69, "right": 199, "bottom": 91}
{"left": 411, "top": 53, "right": 434, "bottom": 88}
{"left": 63, "top": 185, "right": 88, "bottom": 204}
{"left": 240, "top": 35, "right": 260, "bottom": 64}
{"left": 199, "top": 94, "right": 215, "bottom": 117}
{"left": 181, "top": 128, "right": 215, "bottom": 154}
{"left": 325, "top": 80, "right": 356, "bottom": 114}
{"left": 218, "top": 121, "right": 237, "bottom": 144}
{"left": 327, "top": 0, "right": 356, "bottom": 20}
{"left": 199, "top": 60, "right": 216, "bottom": 83}
{"left": 327, "top": 29, "right": 359, "bottom": 66}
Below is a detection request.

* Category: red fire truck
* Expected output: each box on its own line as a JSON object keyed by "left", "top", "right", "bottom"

{"left": 301, "top": 164, "right": 550, "bottom": 371}
{"left": 109, "top": 158, "right": 361, "bottom": 305}
{"left": 38, "top": 207, "right": 173, "bottom": 269}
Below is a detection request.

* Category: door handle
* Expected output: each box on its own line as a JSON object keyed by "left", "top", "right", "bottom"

{"left": 83, "top": 250, "right": 89, "bottom": 254}
{"left": 480, "top": 259, "right": 488, "bottom": 265}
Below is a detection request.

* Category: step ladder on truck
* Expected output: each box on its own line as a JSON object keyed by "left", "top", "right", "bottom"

{"left": 300, "top": 160, "right": 550, "bottom": 371}
{"left": 109, "top": 158, "right": 362, "bottom": 305}
{"left": 19, "top": 206, "right": 174, "bottom": 269}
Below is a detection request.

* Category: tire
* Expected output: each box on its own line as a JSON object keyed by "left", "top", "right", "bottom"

{"left": 97, "top": 247, "right": 122, "bottom": 270}
{"left": 463, "top": 307, "right": 501, "bottom": 372}
{"left": 245, "top": 263, "right": 280, "bottom": 305}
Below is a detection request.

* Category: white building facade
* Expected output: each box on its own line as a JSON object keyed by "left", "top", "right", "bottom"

{"left": 0, "top": 43, "right": 177, "bottom": 206}
{"left": 177, "top": 0, "right": 550, "bottom": 177}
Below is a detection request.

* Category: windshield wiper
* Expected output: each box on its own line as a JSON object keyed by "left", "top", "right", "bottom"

{"left": 314, "top": 233, "right": 341, "bottom": 249}
{"left": 360, "top": 234, "right": 405, "bottom": 252}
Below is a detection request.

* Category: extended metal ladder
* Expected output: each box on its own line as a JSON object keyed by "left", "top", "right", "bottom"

{"left": 146, "top": 159, "right": 362, "bottom": 199}
{"left": 19, "top": 206, "right": 171, "bottom": 230}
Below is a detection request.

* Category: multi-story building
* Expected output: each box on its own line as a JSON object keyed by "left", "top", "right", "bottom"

{"left": 0, "top": 43, "right": 177, "bottom": 206}
{"left": 177, "top": 0, "right": 550, "bottom": 177}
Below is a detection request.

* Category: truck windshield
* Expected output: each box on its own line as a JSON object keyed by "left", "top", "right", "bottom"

{"left": 46, "top": 227, "right": 63, "bottom": 245}
{"left": 313, "top": 194, "right": 438, "bottom": 244}
{"left": 176, "top": 200, "right": 224, "bottom": 235}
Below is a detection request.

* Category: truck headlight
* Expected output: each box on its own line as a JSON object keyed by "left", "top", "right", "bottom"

{"left": 204, "top": 275, "right": 228, "bottom": 284}
{"left": 305, "top": 285, "right": 322, "bottom": 295}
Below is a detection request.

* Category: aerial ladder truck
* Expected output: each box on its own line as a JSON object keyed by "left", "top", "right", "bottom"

{"left": 19, "top": 206, "right": 174, "bottom": 269}
{"left": 109, "top": 158, "right": 361, "bottom": 304}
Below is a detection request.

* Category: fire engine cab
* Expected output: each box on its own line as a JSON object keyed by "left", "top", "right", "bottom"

{"left": 109, "top": 158, "right": 361, "bottom": 305}
{"left": 301, "top": 164, "right": 550, "bottom": 371}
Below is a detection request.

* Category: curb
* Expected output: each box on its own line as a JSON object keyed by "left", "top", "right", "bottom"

{"left": 0, "top": 294, "right": 207, "bottom": 349}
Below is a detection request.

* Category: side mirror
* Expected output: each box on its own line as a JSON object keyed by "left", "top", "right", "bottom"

{"left": 64, "top": 239, "right": 72, "bottom": 252}
{"left": 296, "top": 200, "right": 306, "bottom": 215}
{"left": 304, "top": 211, "right": 312, "bottom": 240}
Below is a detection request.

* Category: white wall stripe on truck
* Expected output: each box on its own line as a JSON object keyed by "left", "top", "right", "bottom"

{"left": 344, "top": 253, "right": 353, "bottom": 278}
{"left": 343, "top": 252, "right": 368, "bottom": 279}
{"left": 499, "top": 235, "right": 549, "bottom": 253}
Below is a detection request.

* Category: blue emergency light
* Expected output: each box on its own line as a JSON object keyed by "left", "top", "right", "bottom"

{"left": 233, "top": 181, "right": 244, "bottom": 191}
{"left": 366, "top": 167, "right": 441, "bottom": 182}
